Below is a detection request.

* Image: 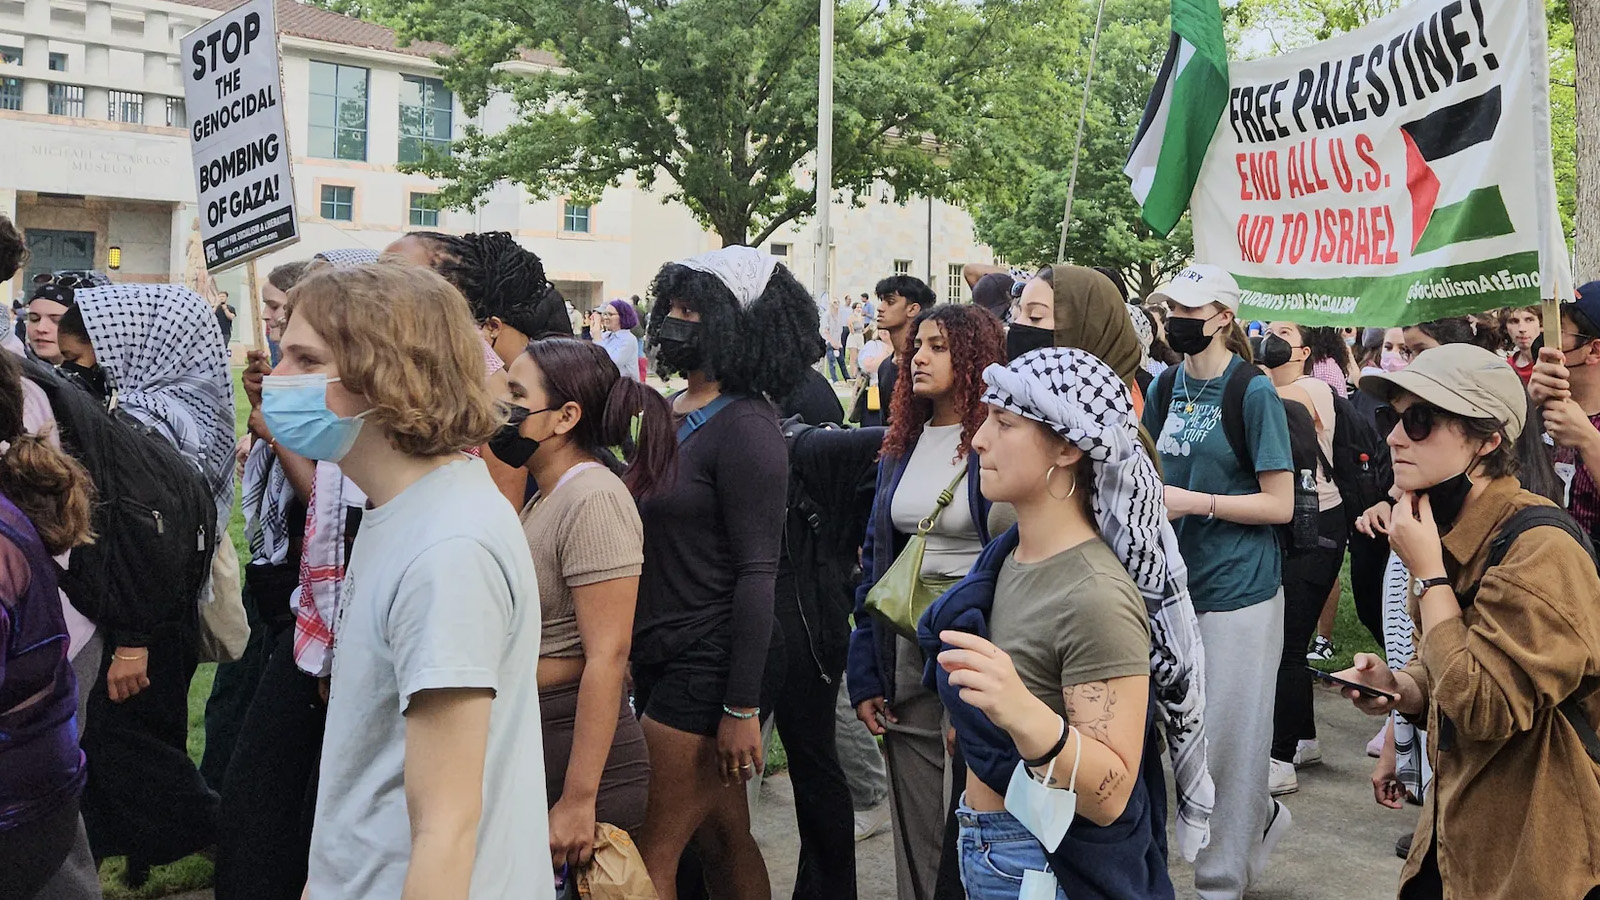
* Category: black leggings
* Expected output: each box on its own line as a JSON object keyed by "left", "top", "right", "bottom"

{"left": 1273, "top": 508, "right": 1348, "bottom": 761}
{"left": 0, "top": 799, "right": 78, "bottom": 900}
{"left": 1347, "top": 530, "right": 1389, "bottom": 648}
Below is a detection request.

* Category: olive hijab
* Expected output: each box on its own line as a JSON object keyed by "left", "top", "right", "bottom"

{"left": 1049, "top": 265, "right": 1142, "bottom": 387}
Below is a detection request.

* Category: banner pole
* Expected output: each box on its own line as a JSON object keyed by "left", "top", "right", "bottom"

{"left": 246, "top": 258, "right": 265, "bottom": 356}
{"left": 1526, "top": 0, "right": 1572, "bottom": 347}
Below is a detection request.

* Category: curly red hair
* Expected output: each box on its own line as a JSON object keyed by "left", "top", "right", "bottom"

{"left": 881, "top": 304, "right": 1006, "bottom": 461}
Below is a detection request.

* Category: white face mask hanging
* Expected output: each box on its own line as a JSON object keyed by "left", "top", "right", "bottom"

{"left": 1004, "top": 722, "right": 1081, "bottom": 853}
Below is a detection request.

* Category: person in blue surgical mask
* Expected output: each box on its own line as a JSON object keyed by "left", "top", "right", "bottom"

{"left": 265, "top": 260, "right": 554, "bottom": 900}
{"left": 921, "top": 348, "right": 1198, "bottom": 900}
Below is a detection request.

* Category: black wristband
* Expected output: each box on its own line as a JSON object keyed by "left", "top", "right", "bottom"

{"left": 1023, "top": 717, "right": 1069, "bottom": 768}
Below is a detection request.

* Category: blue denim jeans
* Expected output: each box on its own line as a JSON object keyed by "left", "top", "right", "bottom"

{"left": 956, "top": 801, "right": 1068, "bottom": 900}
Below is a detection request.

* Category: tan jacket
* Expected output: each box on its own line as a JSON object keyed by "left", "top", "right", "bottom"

{"left": 1400, "top": 477, "right": 1600, "bottom": 899}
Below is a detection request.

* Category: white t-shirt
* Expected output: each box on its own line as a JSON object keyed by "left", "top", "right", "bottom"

{"left": 307, "top": 458, "right": 551, "bottom": 900}
{"left": 890, "top": 422, "right": 982, "bottom": 579}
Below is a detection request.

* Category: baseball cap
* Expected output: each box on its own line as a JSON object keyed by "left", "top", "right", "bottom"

{"left": 1149, "top": 264, "right": 1240, "bottom": 311}
{"left": 1358, "top": 343, "right": 1527, "bottom": 441}
{"left": 1564, "top": 281, "right": 1600, "bottom": 339}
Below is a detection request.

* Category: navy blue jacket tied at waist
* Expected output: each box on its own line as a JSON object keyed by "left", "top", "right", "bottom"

{"left": 918, "top": 525, "right": 1175, "bottom": 900}
{"left": 846, "top": 441, "right": 991, "bottom": 707}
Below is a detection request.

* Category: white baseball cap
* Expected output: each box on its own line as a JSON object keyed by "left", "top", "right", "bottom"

{"left": 1150, "top": 264, "right": 1240, "bottom": 311}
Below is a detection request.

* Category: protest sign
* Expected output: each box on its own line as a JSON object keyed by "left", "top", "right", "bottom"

{"left": 181, "top": 0, "right": 298, "bottom": 271}
{"left": 1189, "top": 0, "right": 1569, "bottom": 325}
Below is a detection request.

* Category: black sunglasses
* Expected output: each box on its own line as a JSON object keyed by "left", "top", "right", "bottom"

{"left": 33, "top": 273, "right": 86, "bottom": 290}
{"left": 1375, "top": 404, "right": 1453, "bottom": 443}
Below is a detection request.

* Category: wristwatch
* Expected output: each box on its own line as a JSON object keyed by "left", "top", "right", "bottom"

{"left": 1410, "top": 576, "right": 1450, "bottom": 600}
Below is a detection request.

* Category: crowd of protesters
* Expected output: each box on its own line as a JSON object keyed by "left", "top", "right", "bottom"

{"left": 2, "top": 204, "right": 1599, "bottom": 900}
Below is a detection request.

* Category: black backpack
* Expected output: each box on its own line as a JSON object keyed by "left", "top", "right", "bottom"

{"left": 1149, "top": 362, "right": 1275, "bottom": 475}
{"left": 23, "top": 357, "right": 216, "bottom": 646}
{"left": 1457, "top": 505, "right": 1600, "bottom": 765}
{"left": 1325, "top": 392, "right": 1392, "bottom": 525}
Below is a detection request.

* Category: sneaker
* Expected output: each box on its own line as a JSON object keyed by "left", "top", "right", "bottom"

{"left": 1247, "top": 800, "right": 1293, "bottom": 886}
{"left": 853, "top": 802, "right": 890, "bottom": 842}
{"left": 1367, "top": 727, "right": 1386, "bottom": 759}
{"left": 1395, "top": 831, "right": 1414, "bottom": 860}
{"left": 1306, "top": 636, "right": 1336, "bottom": 662}
{"left": 1269, "top": 758, "right": 1299, "bottom": 796}
{"left": 1293, "top": 739, "right": 1322, "bottom": 767}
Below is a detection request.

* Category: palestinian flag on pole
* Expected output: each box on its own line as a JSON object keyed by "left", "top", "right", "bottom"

{"left": 1400, "top": 86, "right": 1515, "bottom": 255}
{"left": 1124, "top": 0, "right": 1230, "bottom": 237}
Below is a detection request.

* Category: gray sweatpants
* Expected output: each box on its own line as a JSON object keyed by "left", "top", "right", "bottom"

{"left": 883, "top": 637, "right": 950, "bottom": 900}
{"left": 836, "top": 674, "right": 889, "bottom": 811}
{"left": 1193, "top": 590, "right": 1285, "bottom": 900}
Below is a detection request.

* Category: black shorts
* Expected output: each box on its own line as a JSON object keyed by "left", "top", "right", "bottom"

{"left": 633, "top": 632, "right": 783, "bottom": 737}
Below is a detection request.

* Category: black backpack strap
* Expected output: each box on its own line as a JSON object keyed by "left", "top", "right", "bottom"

{"left": 1149, "top": 366, "right": 1178, "bottom": 439}
{"left": 1221, "top": 363, "right": 1265, "bottom": 476}
{"left": 1464, "top": 505, "right": 1600, "bottom": 764}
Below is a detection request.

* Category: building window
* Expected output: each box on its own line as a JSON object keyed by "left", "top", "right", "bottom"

{"left": 108, "top": 90, "right": 142, "bottom": 123}
{"left": 166, "top": 97, "right": 185, "bottom": 127}
{"left": 319, "top": 185, "right": 354, "bottom": 221}
{"left": 47, "top": 84, "right": 84, "bottom": 117}
{"left": 408, "top": 192, "right": 438, "bottom": 227}
{"left": 947, "top": 264, "right": 964, "bottom": 304}
{"left": 562, "top": 201, "right": 591, "bottom": 234}
{"left": 307, "top": 60, "right": 368, "bottom": 161}
{"left": 893, "top": 259, "right": 911, "bottom": 276}
{"left": 0, "top": 47, "right": 17, "bottom": 112}
{"left": 48, "top": 52, "right": 66, "bottom": 72}
{"left": 0, "top": 46, "right": 19, "bottom": 64}
{"left": 769, "top": 243, "right": 790, "bottom": 261}
{"left": 398, "top": 75, "right": 451, "bottom": 164}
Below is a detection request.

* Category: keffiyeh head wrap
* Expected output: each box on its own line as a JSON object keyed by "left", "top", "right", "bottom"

{"left": 676, "top": 246, "right": 778, "bottom": 306}
{"left": 981, "top": 346, "right": 1214, "bottom": 860}
{"left": 72, "top": 283, "right": 236, "bottom": 528}
{"left": 313, "top": 248, "right": 380, "bottom": 269}
{"left": 1127, "top": 302, "right": 1154, "bottom": 371}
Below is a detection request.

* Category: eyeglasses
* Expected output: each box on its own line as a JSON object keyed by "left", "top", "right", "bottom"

{"left": 1375, "top": 403, "right": 1451, "bottom": 443}
{"left": 32, "top": 273, "right": 86, "bottom": 290}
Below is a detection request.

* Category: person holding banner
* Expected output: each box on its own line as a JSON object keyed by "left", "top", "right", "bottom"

{"left": 1337, "top": 343, "right": 1600, "bottom": 900}
{"left": 1141, "top": 265, "right": 1294, "bottom": 899}
{"left": 1527, "top": 283, "right": 1600, "bottom": 541}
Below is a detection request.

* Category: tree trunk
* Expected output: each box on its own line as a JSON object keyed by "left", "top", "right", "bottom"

{"left": 1132, "top": 262, "right": 1158, "bottom": 302}
{"left": 1577, "top": 0, "right": 1600, "bottom": 282}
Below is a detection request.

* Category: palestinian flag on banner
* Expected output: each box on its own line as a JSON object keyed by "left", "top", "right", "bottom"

{"left": 1124, "top": 0, "right": 1230, "bottom": 237}
{"left": 1401, "top": 86, "right": 1515, "bottom": 255}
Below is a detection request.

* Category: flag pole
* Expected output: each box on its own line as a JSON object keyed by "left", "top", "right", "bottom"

{"left": 1057, "top": 0, "right": 1110, "bottom": 264}
{"left": 1525, "top": 0, "right": 1571, "bottom": 346}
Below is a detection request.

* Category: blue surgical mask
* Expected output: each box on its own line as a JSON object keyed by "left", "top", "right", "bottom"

{"left": 261, "top": 374, "right": 368, "bottom": 462}
{"left": 1003, "top": 724, "right": 1081, "bottom": 853}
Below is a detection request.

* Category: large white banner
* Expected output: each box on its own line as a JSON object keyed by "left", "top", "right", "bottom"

{"left": 1191, "top": 0, "right": 1567, "bottom": 324}
{"left": 181, "top": 0, "right": 298, "bottom": 271}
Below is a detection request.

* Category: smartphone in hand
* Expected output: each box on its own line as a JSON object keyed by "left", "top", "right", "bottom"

{"left": 1306, "top": 665, "right": 1401, "bottom": 702}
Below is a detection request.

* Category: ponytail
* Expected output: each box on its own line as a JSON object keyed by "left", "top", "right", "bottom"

{"left": 0, "top": 354, "right": 94, "bottom": 555}
{"left": 1223, "top": 317, "right": 1253, "bottom": 363}
{"left": 600, "top": 377, "right": 677, "bottom": 500}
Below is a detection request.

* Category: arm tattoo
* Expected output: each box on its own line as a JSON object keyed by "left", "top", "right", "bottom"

{"left": 1063, "top": 680, "right": 1116, "bottom": 745}
{"left": 1093, "top": 768, "right": 1127, "bottom": 802}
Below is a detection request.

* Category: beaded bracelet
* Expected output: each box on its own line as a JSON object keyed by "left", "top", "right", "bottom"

{"left": 722, "top": 705, "right": 758, "bottom": 720}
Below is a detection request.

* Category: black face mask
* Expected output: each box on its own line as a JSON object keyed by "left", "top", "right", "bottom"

{"left": 1166, "top": 314, "right": 1218, "bottom": 356}
{"left": 1259, "top": 333, "right": 1296, "bottom": 370}
{"left": 60, "top": 360, "right": 108, "bottom": 402}
{"left": 487, "top": 406, "right": 544, "bottom": 470}
{"left": 1006, "top": 323, "right": 1054, "bottom": 362}
{"left": 1420, "top": 470, "right": 1474, "bottom": 535}
{"left": 654, "top": 317, "right": 704, "bottom": 374}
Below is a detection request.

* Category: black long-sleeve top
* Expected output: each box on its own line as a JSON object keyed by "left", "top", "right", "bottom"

{"left": 634, "top": 395, "right": 787, "bottom": 708}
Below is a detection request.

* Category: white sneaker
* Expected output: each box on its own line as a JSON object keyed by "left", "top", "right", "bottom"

{"left": 1367, "top": 727, "right": 1387, "bottom": 758}
{"left": 1269, "top": 758, "right": 1299, "bottom": 796}
{"left": 1247, "top": 800, "right": 1293, "bottom": 886}
{"left": 1293, "top": 739, "right": 1322, "bottom": 767}
{"left": 853, "top": 802, "right": 890, "bottom": 842}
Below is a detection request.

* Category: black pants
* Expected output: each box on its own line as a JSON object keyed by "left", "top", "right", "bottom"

{"left": 1273, "top": 508, "right": 1347, "bottom": 762}
{"left": 1348, "top": 530, "right": 1389, "bottom": 648}
{"left": 214, "top": 627, "right": 326, "bottom": 900}
{"left": 771, "top": 581, "right": 855, "bottom": 900}
{"left": 199, "top": 581, "right": 272, "bottom": 792}
{"left": 0, "top": 799, "right": 78, "bottom": 900}
{"left": 80, "top": 623, "right": 218, "bottom": 865}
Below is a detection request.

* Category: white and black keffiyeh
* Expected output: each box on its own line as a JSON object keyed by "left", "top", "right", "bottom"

{"left": 1126, "top": 302, "right": 1154, "bottom": 371}
{"left": 314, "top": 248, "right": 380, "bottom": 268}
{"left": 676, "top": 246, "right": 778, "bottom": 306}
{"left": 982, "top": 346, "right": 1215, "bottom": 860}
{"left": 242, "top": 440, "right": 293, "bottom": 566}
{"left": 74, "top": 283, "right": 237, "bottom": 530}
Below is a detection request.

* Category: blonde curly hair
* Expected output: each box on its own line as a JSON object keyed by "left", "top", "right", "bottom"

{"left": 286, "top": 261, "right": 503, "bottom": 457}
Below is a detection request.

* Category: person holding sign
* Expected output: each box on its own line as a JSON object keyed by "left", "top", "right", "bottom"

{"left": 1140, "top": 265, "right": 1294, "bottom": 899}
{"left": 1527, "top": 283, "right": 1600, "bottom": 542}
{"left": 1337, "top": 343, "right": 1600, "bottom": 900}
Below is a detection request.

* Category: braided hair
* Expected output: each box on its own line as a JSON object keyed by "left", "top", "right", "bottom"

{"left": 405, "top": 231, "right": 572, "bottom": 338}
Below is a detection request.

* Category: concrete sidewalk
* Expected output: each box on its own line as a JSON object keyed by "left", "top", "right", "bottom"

{"left": 754, "top": 688, "right": 1409, "bottom": 899}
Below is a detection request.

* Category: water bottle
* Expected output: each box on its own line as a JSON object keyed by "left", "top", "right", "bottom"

{"left": 1293, "top": 467, "right": 1320, "bottom": 549}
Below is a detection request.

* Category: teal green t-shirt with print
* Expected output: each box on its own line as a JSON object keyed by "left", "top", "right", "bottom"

{"left": 1141, "top": 356, "right": 1292, "bottom": 612}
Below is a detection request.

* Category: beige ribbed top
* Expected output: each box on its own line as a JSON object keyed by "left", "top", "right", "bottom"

{"left": 519, "top": 464, "right": 644, "bottom": 659}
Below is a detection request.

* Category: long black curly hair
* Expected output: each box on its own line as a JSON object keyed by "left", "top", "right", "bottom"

{"left": 646, "top": 258, "right": 823, "bottom": 400}
{"left": 406, "top": 231, "right": 572, "bottom": 338}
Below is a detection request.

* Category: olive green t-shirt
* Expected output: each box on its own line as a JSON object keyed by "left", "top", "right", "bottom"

{"left": 988, "top": 538, "right": 1151, "bottom": 719}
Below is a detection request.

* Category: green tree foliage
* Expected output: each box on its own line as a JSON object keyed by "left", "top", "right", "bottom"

{"left": 969, "top": 0, "right": 1194, "bottom": 300}
{"left": 374, "top": 0, "right": 1060, "bottom": 247}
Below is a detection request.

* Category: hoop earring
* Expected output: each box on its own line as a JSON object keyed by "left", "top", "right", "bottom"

{"left": 1045, "top": 465, "right": 1077, "bottom": 501}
